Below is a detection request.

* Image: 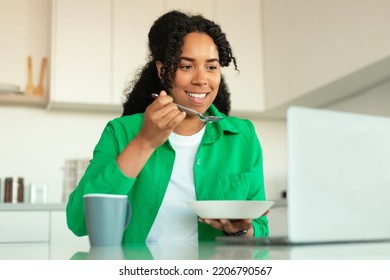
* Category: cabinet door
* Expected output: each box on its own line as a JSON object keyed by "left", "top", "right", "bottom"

{"left": 0, "top": 211, "right": 49, "bottom": 243}
{"left": 215, "top": 0, "right": 266, "bottom": 113}
{"left": 0, "top": 244, "right": 50, "bottom": 260}
{"left": 50, "top": 211, "right": 89, "bottom": 246}
{"left": 112, "top": 0, "right": 164, "bottom": 105}
{"left": 51, "top": 0, "right": 112, "bottom": 105}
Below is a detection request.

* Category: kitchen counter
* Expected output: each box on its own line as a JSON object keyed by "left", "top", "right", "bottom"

{"left": 0, "top": 203, "right": 66, "bottom": 211}
{"left": 1, "top": 240, "right": 390, "bottom": 260}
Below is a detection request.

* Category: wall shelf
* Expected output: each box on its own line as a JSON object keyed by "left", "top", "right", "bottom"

{"left": 0, "top": 93, "right": 48, "bottom": 108}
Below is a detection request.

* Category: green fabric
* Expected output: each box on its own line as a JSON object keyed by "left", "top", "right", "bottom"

{"left": 66, "top": 105, "right": 269, "bottom": 242}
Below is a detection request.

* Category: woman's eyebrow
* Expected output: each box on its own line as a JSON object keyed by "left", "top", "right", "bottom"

{"left": 180, "top": 56, "right": 220, "bottom": 63}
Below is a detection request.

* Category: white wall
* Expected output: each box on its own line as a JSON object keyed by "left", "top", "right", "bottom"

{"left": 0, "top": 106, "right": 117, "bottom": 203}
{"left": 0, "top": 105, "right": 287, "bottom": 203}
{"left": 252, "top": 119, "right": 286, "bottom": 200}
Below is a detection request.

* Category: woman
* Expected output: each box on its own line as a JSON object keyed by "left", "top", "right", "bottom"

{"left": 66, "top": 10, "right": 269, "bottom": 242}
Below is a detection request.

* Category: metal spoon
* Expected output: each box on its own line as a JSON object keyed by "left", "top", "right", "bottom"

{"left": 151, "top": 93, "right": 224, "bottom": 123}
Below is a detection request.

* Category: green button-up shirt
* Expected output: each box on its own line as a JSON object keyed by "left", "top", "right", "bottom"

{"left": 66, "top": 105, "right": 269, "bottom": 242}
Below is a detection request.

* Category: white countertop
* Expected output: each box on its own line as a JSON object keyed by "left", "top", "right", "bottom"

{"left": 0, "top": 203, "right": 66, "bottom": 211}
{"left": 1, "top": 240, "right": 390, "bottom": 260}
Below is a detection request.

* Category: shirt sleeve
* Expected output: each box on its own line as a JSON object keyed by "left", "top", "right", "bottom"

{"left": 66, "top": 120, "right": 136, "bottom": 236}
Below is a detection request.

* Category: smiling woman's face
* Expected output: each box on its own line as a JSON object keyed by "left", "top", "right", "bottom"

{"left": 170, "top": 32, "right": 221, "bottom": 115}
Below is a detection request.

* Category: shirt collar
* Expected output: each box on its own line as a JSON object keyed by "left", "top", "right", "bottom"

{"left": 203, "top": 104, "right": 240, "bottom": 143}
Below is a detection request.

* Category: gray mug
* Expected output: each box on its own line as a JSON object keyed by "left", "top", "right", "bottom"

{"left": 83, "top": 194, "right": 131, "bottom": 247}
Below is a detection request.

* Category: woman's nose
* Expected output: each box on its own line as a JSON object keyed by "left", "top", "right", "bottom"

{"left": 192, "top": 69, "right": 207, "bottom": 85}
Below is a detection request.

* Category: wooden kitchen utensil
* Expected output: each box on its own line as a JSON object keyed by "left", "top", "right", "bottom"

{"left": 34, "top": 57, "right": 47, "bottom": 96}
{"left": 25, "top": 56, "right": 34, "bottom": 95}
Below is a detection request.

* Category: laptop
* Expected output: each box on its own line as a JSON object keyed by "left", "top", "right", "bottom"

{"left": 218, "top": 106, "right": 390, "bottom": 245}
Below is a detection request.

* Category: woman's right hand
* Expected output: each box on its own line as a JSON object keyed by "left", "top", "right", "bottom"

{"left": 137, "top": 90, "right": 186, "bottom": 149}
{"left": 117, "top": 91, "right": 185, "bottom": 178}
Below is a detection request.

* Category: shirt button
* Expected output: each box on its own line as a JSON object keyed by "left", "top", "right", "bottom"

{"left": 197, "top": 159, "right": 201, "bottom": 165}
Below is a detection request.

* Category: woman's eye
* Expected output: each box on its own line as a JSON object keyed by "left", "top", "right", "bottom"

{"left": 179, "top": 65, "right": 193, "bottom": 71}
{"left": 206, "top": 65, "right": 219, "bottom": 71}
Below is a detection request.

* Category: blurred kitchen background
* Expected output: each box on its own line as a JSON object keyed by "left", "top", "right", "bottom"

{"left": 1, "top": 0, "right": 390, "bottom": 204}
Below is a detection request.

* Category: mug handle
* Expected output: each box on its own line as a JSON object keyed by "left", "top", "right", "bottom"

{"left": 124, "top": 201, "right": 131, "bottom": 230}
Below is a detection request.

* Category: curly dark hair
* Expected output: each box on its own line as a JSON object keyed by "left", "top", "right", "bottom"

{"left": 122, "top": 10, "right": 238, "bottom": 116}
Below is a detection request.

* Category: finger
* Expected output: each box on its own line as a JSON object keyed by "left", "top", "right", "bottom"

{"left": 146, "top": 96, "right": 179, "bottom": 125}
{"left": 151, "top": 90, "right": 168, "bottom": 99}
{"left": 151, "top": 106, "right": 185, "bottom": 130}
{"left": 149, "top": 94, "right": 174, "bottom": 112}
{"left": 159, "top": 90, "right": 168, "bottom": 96}
{"left": 166, "top": 111, "right": 186, "bottom": 129}
{"left": 199, "top": 218, "right": 225, "bottom": 231}
{"left": 221, "top": 219, "right": 252, "bottom": 233}
{"left": 140, "top": 103, "right": 180, "bottom": 140}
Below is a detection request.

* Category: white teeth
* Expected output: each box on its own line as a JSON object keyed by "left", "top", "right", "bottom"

{"left": 187, "top": 92, "right": 207, "bottom": 99}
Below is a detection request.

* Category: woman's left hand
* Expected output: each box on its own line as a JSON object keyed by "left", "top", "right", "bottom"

{"left": 198, "top": 218, "right": 253, "bottom": 237}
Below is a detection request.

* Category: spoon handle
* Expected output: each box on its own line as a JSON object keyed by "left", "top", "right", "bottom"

{"left": 151, "top": 93, "right": 199, "bottom": 117}
{"left": 174, "top": 104, "right": 200, "bottom": 117}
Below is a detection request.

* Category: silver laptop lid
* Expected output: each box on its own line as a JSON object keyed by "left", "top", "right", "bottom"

{"left": 287, "top": 106, "right": 390, "bottom": 243}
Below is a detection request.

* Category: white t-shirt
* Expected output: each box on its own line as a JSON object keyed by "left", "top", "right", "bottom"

{"left": 146, "top": 126, "right": 205, "bottom": 242}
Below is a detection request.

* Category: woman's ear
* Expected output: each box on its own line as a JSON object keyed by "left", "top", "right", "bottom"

{"left": 156, "top": 61, "right": 163, "bottom": 79}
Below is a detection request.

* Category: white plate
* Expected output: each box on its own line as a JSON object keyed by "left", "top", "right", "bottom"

{"left": 186, "top": 200, "right": 275, "bottom": 219}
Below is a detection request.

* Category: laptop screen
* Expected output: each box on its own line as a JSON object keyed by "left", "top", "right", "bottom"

{"left": 287, "top": 106, "right": 390, "bottom": 243}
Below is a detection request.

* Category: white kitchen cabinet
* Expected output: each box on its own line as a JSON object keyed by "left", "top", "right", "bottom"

{"left": 214, "top": 0, "right": 266, "bottom": 114}
{"left": 50, "top": 0, "right": 165, "bottom": 109}
{"left": 50, "top": 0, "right": 112, "bottom": 106}
{"left": 0, "top": 243, "right": 50, "bottom": 259}
{"left": 0, "top": 211, "right": 50, "bottom": 243}
{"left": 49, "top": 0, "right": 266, "bottom": 113}
{"left": 112, "top": 0, "right": 165, "bottom": 105}
{"left": 50, "top": 210, "right": 89, "bottom": 245}
{"left": 0, "top": 205, "right": 88, "bottom": 245}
